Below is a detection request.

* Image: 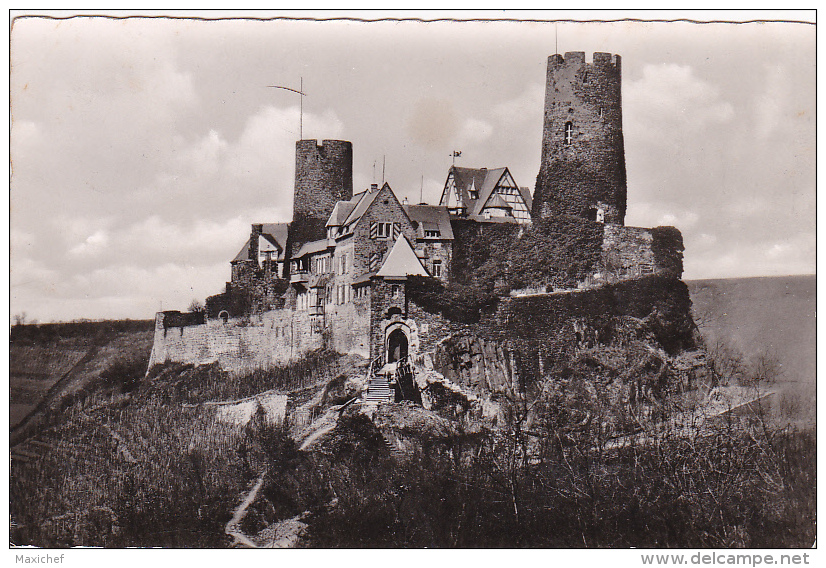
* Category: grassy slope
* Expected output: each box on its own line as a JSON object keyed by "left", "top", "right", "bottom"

{"left": 687, "top": 275, "right": 815, "bottom": 385}
{"left": 10, "top": 350, "right": 346, "bottom": 547}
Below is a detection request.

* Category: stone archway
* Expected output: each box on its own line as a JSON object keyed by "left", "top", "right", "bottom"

{"left": 387, "top": 327, "right": 409, "bottom": 363}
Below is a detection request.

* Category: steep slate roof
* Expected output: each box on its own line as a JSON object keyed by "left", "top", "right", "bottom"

{"left": 326, "top": 201, "right": 356, "bottom": 227}
{"left": 376, "top": 235, "right": 429, "bottom": 278}
{"left": 261, "top": 223, "right": 289, "bottom": 248}
{"left": 341, "top": 184, "right": 385, "bottom": 227}
{"left": 403, "top": 204, "right": 454, "bottom": 240}
{"left": 293, "top": 238, "right": 330, "bottom": 259}
{"left": 448, "top": 166, "right": 506, "bottom": 215}
{"left": 231, "top": 240, "right": 251, "bottom": 263}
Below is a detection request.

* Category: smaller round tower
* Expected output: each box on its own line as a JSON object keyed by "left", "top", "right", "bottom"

{"left": 533, "top": 51, "right": 627, "bottom": 225}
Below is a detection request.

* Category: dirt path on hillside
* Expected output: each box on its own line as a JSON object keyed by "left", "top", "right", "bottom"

{"left": 226, "top": 471, "right": 267, "bottom": 548}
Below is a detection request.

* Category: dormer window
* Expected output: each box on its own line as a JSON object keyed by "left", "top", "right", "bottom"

{"left": 424, "top": 229, "right": 441, "bottom": 238}
{"left": 564, "top": 122, "right": 573, "bottom": 145}
{"left": 468, "top": 178, "right": 479, "bottom": 200}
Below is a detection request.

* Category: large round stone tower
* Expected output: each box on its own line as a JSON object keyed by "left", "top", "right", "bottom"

{"left": 533, "top": 51, "right": 627, "bottom": 225}
{"left": 288, "top": 139, "right": 353, "bottom": 261}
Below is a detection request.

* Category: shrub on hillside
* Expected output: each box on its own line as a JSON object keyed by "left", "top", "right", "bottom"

{"left": 100, "top": 354, "right": 149, "bottom": 392}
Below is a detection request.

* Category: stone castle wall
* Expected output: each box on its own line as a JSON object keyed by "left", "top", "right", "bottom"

{"left": 534, "top": 52, "right": 627, "bottom": 224}
{"left": 600, "top": 224, "right": 684, "bottom": 283}
{"left": 148, "top": 308, "right": 324, "bottom": 375}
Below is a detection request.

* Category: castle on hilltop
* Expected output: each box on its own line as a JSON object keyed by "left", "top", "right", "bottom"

{"left": 148, "top": 52, "right": 684, "bottom": 384}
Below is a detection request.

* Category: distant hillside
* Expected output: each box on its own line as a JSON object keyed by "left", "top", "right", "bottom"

{"left": 9, "top": 320, "right": 155, "bottom": 429}
{"left": 687, "top": 275, "right": 815, "bottom": 385}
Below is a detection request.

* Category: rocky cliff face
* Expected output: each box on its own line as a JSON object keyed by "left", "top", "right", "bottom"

{"left": 432, "top": 335, "right": 515, "bottom": 397}
{"left": 421, "top": 301, "right": 709, "bottom": 436}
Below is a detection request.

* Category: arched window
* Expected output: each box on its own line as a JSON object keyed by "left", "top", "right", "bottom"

{"left": 564, "top": 122, "right": 573, "bottom": 145}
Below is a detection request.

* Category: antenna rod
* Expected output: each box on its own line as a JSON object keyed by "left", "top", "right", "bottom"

{"left": 300, "top": 76, "right": 303, "bottom": 140}
{"left": 265, "top": 81, "right": 307, "bottom": 139}
{"left": 382, "top": 155, "right": 386, "bottom": 185}
{"left": 555, "top": 23, "right": 558, "bottom": 55}
{"left": 420, "top": 175, "right": 424, "bottom": 204}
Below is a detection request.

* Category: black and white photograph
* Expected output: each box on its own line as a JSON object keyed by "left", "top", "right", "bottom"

{"left": 8, "top": 10, "right": 817, "bottom": 554}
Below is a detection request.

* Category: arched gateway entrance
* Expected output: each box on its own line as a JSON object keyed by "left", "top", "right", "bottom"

{"left": 387, "top": 328, "right": 409, "bottom": 363}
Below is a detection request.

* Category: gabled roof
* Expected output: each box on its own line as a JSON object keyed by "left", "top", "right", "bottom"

{"left": 446, "top": 166, "right": 506, "bottom": 215}
{"left": 341, "top": 184, "right": 386, "bottom": 227}
{"left": 261, "top": 223, "right": 289, "bottom": 249}
{"left": 231, "top": 223, "right": 289, "bottom": 262}
{"left": 376, "top": 235, "right": 429, "bottom": 278}
{"left": 441, "top": 166, "right": 532, "bottom": 218}
{"left": 484, "top": 193, "right": 512, "bottom": 210}
{"left": 403, "top": 204, "right": 454, "bottom": 240}
{"left": 258, "top": 234, "right": 281, "bottom": 254}
{"left": 326, "top": 201, "right": 356, "bottom": 227}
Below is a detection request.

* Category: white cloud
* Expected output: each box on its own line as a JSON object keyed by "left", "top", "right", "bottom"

{"left": 752, "top": 65, "right": 791, "bottom": 140}
{"left": 625, "top": 64, "right": 734, "bottom": 140}
{"left": 492, "top": 83, "right": 544, "bottom": 126}
{"left": 69, "top": 230, "right": 110, "bottom": 256}
{"left": 457, "top": 118, "right": 493, "bottom": 146}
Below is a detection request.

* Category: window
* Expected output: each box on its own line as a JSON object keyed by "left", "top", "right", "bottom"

{"left": 432, "top": 259, "right": 442, "bottom": 278}
{"left": 564, "top": 122, "right": 573, "bottom": 145}
{"left": 424, "top": 229, "right": 441, "bottom": 238}
{"left": 392, "top": 284, "right": 401, "bottom": 298}
{"left": 376, "top": 222, "right": 392, "bottom": 239}
{"left": 339, "top": 253, "right": 348, "bottom": 275}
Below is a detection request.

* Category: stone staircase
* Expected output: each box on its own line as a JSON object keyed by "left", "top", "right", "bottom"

{"left": 363, "top": 373, "right": 394, "bottom": 405}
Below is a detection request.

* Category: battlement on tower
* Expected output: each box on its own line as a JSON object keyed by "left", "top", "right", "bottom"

{"left": 549, "top": 51, "right": 621, "bottom": 70}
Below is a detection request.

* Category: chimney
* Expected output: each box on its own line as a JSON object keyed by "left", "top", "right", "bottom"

{"left": 370, "top": 183, "right": 378, "bottom": 192}
{"left": 403, "top": 197, "right": 409, "bottom": 205}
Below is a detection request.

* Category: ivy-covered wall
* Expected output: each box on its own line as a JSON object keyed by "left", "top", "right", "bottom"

{"left": 449, "top": 216, "right": 605, "bottom": 293}
{"left": 408, "top": 274, "right": 698, "bottom": 385}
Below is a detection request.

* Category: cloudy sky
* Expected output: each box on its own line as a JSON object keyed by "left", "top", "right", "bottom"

{"left": 10, "top": 14, "right": 815, "bottom": 323}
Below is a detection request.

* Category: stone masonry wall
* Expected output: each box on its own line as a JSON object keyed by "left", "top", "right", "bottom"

{"left": 326, "top": 290, "right": 371, "bottom": 359}
{"left": 416, "top": 240, "right": 452, "bottom": 281}
{"left": 600, "top": 224, "right": 683, "bottom": 282}
{"left": 534, "top": 52, "right": 627, "bottom": 224}
{"left": 352, "top": 185, "right": 418, "bottom": 278}
{"left": 148, "top": 308, "right": 324, "bottom": 375}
